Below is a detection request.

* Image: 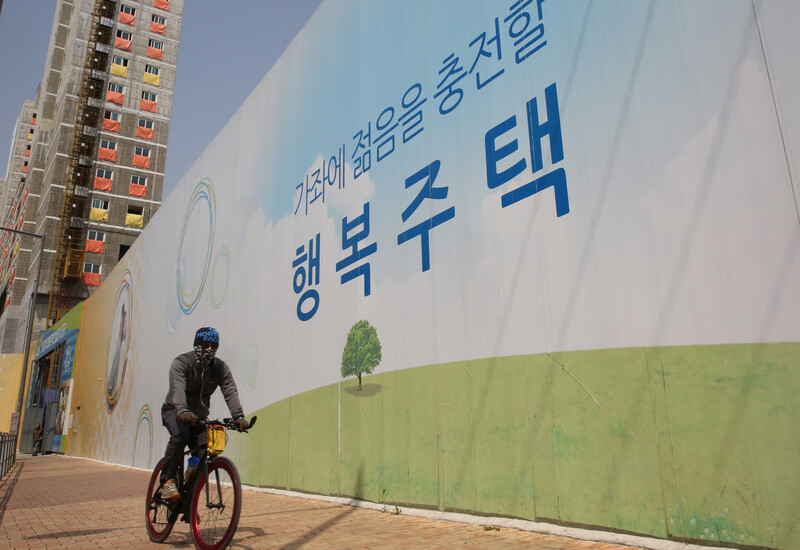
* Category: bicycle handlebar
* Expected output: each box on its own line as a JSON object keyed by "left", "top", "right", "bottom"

{"left": 196, "top": 415, "right": 258, "bottom": 432}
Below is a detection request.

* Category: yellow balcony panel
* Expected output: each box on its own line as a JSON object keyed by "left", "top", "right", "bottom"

{"left": 143, "top": 72, "right": 160, "bottom": 87}
{"left": 125, "top": 213, "right": 143, "bottom": 227}
{"left": 90, "top": 207, "right": 109, "bottom": 222}
{"left": 110, "top": 63, "right": 128, "bottom": 78}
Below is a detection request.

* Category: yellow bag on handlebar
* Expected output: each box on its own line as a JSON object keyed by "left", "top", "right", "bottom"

{"left": 206, "top": 425, "right": 226, "bottom": 455}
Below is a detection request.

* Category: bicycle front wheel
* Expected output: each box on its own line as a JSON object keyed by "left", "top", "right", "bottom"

{"left": 145, "top": 457, "right": 176, "bottom": 542}
{"left": 189, "top": 456, "right": 242, "bottom": 550}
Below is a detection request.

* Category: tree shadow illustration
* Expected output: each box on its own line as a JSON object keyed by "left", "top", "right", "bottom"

{"left": 344, "top": 383, "right": 382, "bottom": 397}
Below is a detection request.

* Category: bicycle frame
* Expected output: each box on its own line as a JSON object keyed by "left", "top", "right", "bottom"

{"left": 178, "top": 427, "right": 225, "bottom": 519}
{"left": 189, "top": 450, "right": 226, "bottom": 513}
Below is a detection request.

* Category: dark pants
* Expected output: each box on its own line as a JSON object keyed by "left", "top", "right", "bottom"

{"left": 160, "top": 405, "right": 206, "bottom": 483}
{"left": 32, "top": 440, "right": 42, "bottom": 456}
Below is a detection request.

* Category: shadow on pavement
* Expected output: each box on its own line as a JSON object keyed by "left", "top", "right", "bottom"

{"left": 0, "top": 461, "right": 23, "bottom": 523}
{"left": 280, "top": 466, "right": 364, "bottom": 550}
{"left": 27, "top": 528, "right": 114, "bottom": 540}
{"left": 240, "top": 503, "right": 334, "bottom": 517}
{"left": 228, "top": 525, "right": 267, "bottom": 550}
{"left": 280, "top": 505, "right": 358, "bottom": 550}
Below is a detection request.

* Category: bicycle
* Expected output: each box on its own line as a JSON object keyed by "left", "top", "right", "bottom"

{"left": 145, "top": 416, "right": 257, "bottom": 550}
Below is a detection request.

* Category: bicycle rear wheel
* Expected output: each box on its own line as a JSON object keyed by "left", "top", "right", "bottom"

{"left": 190, "top": 456, "right": 242, "bottom": 550}
{"left": 145, "top": 457, "right": 177, "bottom": 542}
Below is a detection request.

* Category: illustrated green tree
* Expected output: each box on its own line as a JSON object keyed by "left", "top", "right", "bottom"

{"left": 341, "top": 320, "right": 382, "bottom": 390}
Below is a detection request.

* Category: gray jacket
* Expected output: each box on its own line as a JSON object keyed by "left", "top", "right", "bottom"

{"left": 163, "top": 351, "right": 244, "bottom": 420}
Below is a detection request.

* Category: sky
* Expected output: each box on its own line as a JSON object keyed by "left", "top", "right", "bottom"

{"left": 0, "top": 0, "right": 323, "bottom": 198}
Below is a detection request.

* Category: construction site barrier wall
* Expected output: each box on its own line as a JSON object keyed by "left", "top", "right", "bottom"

{"left": 0, "top": 354, "right": 23, "bottom": 432}
{"left": 63, "top": 2, "right": 799, "bottom": 548}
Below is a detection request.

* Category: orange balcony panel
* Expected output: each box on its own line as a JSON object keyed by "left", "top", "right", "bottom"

{"left": 129, "top": 183, "right": 147, "bottom": 197}
{"left": 150, "top": 21, "right": 166, "bottom": 35}
{"left": 114, "top": 37, "right": 132, "bottom": 51}
{"left": 93, "top": 176, "right": 113, "bottom": 191}
{"left": 102, "top": 118, "right": 121, "bottom": 132}
{"left": 98, "top": 147, "right": 117, "bottom": 162}
{"left": 140, "top": 99, "right": 157, "bottom": 112}
{"left": 136, "top": 126, "right": 154, "bottom": 140}
{"left": 86, "top": 239, "right": 105, "bottom": 254}
{"left": 133, "top": 154, "right": 151, "bottom": 169}
{"left": 107, "top": 91, "right": 125, "bottom": 105}
{"left": 81, "top": 272, "right": 101, "bottom": 286}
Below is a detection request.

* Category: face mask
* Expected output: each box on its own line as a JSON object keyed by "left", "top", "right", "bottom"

{"left": 194, "top": 344, "right": 216, "bottom": 368}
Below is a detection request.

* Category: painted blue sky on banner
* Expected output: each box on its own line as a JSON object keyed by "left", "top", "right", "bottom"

{"left": 128, "top": 0, "right": 799, "bottom": 416}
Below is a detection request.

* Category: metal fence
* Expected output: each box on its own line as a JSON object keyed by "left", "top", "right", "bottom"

{"left": 0, "top": 432, "right": 15, "bottom": 479}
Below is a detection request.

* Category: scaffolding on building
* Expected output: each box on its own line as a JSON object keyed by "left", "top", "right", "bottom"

{"left": 46, "top": 0, "right": 117, "bottom": 326}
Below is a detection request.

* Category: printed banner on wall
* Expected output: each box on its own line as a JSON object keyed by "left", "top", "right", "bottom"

{"left": 71, "top": 2, "right": 800, "bottom": 548}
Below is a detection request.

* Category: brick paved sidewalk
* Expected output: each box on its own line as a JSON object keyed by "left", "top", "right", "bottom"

{"left": 0, "top": 454, "right": 652, "bottom": 549}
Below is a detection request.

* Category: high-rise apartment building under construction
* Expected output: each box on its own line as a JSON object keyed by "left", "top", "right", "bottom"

{"left": 0, "top": 0, "right": 184, "bottom": 352}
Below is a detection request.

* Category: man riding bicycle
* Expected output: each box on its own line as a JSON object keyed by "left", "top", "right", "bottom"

{"left": 159, "top": 327, "right": 250, "bottom": 500}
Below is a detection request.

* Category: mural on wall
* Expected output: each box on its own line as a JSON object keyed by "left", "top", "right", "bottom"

{"left": 106, "top": 270, "right": 132, "bottom": 412}
{"left": 132, "top": 403, "right": 153, "bottom": 469}
{"left": 30, "top": 306, "right": 81, "bottom": 453}
{"left": 341, "top": 320, "right": 382, "bottom": 392}
{"left": 53, "top": 334, "right": 77, "bottom": 443}
{"left": 67, "top": 2, "right": 799, "bottom": 549}
{"left": 173, "top": 179, "right": 217, "bottom": 321}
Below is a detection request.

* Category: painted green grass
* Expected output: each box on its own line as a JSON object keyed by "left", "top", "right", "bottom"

{"left": 228, "top": 343, "right": 799, "bottom": 549}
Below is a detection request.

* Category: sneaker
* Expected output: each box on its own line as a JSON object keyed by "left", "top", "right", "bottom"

{"left": 159, "top": 479, "right": 179, "bottom": 501}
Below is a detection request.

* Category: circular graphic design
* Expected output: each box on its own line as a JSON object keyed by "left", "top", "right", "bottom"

{"left": 106, "top": 270, "right": 133, "bottom": 413}
{"left": 132, "top": 404, "right": 153, "bottom": 469}
{"left": 165, "top": 271, "right": 181, "bottom": 336}
{"left": 176, "top": 179, "right": 216, "bottom": 315}
{"left": 211, "top": 246, "right": 231, "bottom": 309}
{"left": 243, "top": 345, "right": 259, "bottom": 391}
